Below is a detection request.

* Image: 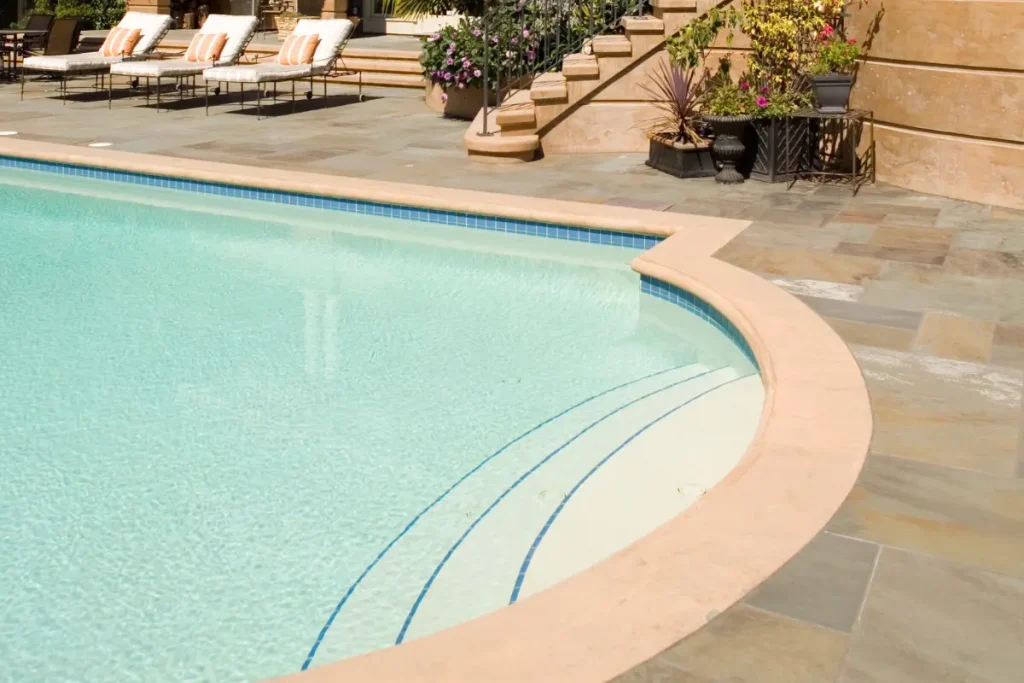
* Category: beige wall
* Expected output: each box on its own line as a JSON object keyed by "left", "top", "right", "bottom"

{"left": 849, "top": 0, "right": 1024, "bottom": 209}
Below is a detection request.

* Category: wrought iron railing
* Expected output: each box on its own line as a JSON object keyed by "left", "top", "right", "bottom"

{"left": 479, "top": 0, "right": 650, "bottom": 135}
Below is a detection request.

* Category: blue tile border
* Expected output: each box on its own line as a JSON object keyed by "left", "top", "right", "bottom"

{"left": 0, "top": 155, "right": 663, "bottom": 251}
{"left": 641, "top": 274, "right": 759, "bottom": 369}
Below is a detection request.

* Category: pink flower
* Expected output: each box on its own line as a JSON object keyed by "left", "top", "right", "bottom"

{"left": 522, "top": 29, "right": 530, "bottom": 37}
{"left": 457, "top": 82, "right": 466, "bottom": 89}
{"left": 441, "top": 92, "right": 448, "bottom": 102}
{"left": 760, "top": 86, "right": 770, "bottom": 94}
{"left": 474, "top": 69, "right": 482, "bottom": 77}
{"left": 739, "top": 81, "right": 749, "bottom": 90}
{"left": 847, "top": 38, "right": 857, "bottom": 45}
{"left": 756, "top": 96, "right": 769, "bottom": 108}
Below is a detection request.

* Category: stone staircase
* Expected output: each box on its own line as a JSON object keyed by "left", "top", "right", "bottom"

{"left": 465, "top": 0, "right": 721, "bottom": 162}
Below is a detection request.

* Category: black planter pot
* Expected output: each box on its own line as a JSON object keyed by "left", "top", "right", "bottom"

{"left": 811, "top": 74, "right": 854, "bottom": 114}
{"left": 646, "top": 135, "right": 716, "bottom": 179}
{"left": 704, "top": 114, "right": 752, "bottom": 184}
{"left": 746, "top": 117, "right": 811, "bottom": 183}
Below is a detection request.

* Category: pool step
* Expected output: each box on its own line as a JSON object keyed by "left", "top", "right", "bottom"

{"left": 401, "top": 367, "right": 755, "bottom": 643}
{"left": 304, "top": 362, "right": 716, "bottom": 664}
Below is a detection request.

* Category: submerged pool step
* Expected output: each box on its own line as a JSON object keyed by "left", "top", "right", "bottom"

{"left": 304, "top": 362, "right": 711, "bottom": 665}
{"left": 398, "top": 367, "right": 749, "bottom": 644}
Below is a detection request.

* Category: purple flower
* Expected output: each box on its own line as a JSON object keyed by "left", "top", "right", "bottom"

{"left": 449, "top": 42, "right": 456, "bottom": 49}
{"left": 441, "top": 92, "right": 448, "bottom": 102}
{"left": 760, "top": 86, "right": 770, "bottom": 94}
{"left": 522, "top": 29, "right": 530, "bottom": 37}
{"left": 457, "top": 82, "right": 466, "bottom": 89}
{"left": 756, "top": 96, "right": 769, "bottom": 108}
{"left": 444, "top": 72, "right": 452, "bottom": 81}
{"left": 527, "top": 50, "right": 535, "bottom": 61}
{"left": 429, "top": 33, "right": 440, "bottom": 42}
{"left": 511, "top": 37, "right": 518, "bottom": 45}
{"left": 446, "top": 58, "right": 454, "bottom": 66}
{"left": 473, "top": 29, "right": 481, "bottom": 37}
{"left": 462, "top": 59, "right": 471, "bottom": 68}
{"left": 474, "top": 69, "right": 482, "bottom": 77}
{"left": 492, "top": 35, "right": 499, "bottom": 44}
{"left": 739, "top": 81, "right": 749, "bottom": 90}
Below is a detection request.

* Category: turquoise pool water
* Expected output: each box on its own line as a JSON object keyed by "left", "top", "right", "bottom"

{"left": 0, "top": 168, "right": 761, "bottom": 682}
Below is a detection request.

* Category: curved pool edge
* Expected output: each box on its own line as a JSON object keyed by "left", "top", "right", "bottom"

{"left": 0, "top": 138, "right": 872, "bottom": 683}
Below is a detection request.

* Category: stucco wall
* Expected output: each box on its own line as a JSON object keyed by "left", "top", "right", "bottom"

{"left": 848, "top": 0, "right": 1024, "bottom": 209}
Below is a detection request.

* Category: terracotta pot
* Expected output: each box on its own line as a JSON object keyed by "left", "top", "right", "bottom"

{"left": 424, "top": 83, "right": 497, "bottom": 121}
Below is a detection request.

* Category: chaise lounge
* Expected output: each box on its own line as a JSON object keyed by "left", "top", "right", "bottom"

{"left": 201, "top": 18, "right": 356, "bottom": 119}
{"left": 108, "top": 14, "right": 258, "bottom": 111}
{"left": 21, "top": 11, "right": 172, "bottom": 102}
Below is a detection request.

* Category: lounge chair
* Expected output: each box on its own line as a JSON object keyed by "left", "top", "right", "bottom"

{"left": 20, "top": 13, "right": 55, "bottom": 54}
{"left": 21, "top": 11, "right": 172, "bottom": 102}
{"left": 108, "top": 14, "right": 258, "bottom": 110}
{"left": 32, "top": 17, "right": 82, "bottom": 58}
{"left": 202, "top": 18, "right": 355, "bottom": 119}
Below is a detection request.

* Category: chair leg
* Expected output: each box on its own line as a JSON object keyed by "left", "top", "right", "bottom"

{"left": 239, "top": 83, "right": 244, "bottom": 111}
{"left": 108, "top": 72, "right": 113, "bottom": 109}
{"left": 20, "top": 67, "right": 26, "bottom": 101}
{"left": 257, "top": 85, "right": 261, "bottom": 120}
{"left": 291, "top": 80, "right": 295, "bottom": 114}
{"left": 145, "top": 77, "right": 150, "bottom": 105}
{"left": 61, "top": 76, "right": 66, "bottom": 105}
{"left": 156, "top": 76, "right": 161, "bottom": 111}
{"left": 205, "top": 82, "right": 209, "bottom": 116}
{"left": 323, "top": 76, "right": 327, "bottom": 108}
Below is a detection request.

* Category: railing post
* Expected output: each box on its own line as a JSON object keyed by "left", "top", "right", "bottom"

{"left": 479, "top": 0, "right": 492, "bottom": 137}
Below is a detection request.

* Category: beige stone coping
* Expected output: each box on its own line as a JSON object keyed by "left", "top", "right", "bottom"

{"left": 0, "top": 138, "right": 872, "bottom": 682}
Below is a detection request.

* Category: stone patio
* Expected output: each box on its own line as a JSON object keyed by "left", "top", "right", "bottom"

{"left": 2, "top": 80, "right": 1023, "bottom": 682}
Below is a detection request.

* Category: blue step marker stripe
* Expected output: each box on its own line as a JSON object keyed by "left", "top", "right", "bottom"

{"left": 509, "top": 372, "right": 756, "bottom": 605}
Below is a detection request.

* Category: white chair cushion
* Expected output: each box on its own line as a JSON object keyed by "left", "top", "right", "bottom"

{"left": 203, "top": 63, "right": 314, "bottom": 83}
{"left": 199, "top": 14, "right": 258, "bottom": 66}
{"left": 23, "top": 52, "right": 119, "bottom": 73}
{"left": 111, "top": 59, "right": 211, "bottom": 78}
{"left": 117, "top": 11, "right": 173, "bottom": 55}
{"left": 293, "top": 18, "right": 354, "bottom": 67}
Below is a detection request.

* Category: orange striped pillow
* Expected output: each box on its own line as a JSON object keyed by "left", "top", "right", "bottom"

{"left": 99, "top": 27, "right": 142, "bottom": 58}
{"left": 184, "top": 32, "right": 228, "bottom": 63}
{"left": 277, "top": 33, "right": 320, "bottom": 66}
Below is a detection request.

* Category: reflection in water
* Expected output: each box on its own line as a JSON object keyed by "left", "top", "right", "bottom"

{"left": 302, "top": 289, "right": 340, "bottom": 379}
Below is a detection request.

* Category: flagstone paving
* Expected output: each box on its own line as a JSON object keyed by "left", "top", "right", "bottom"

{"left": 2, "top": 82, "right": 1023, "bottom": 682}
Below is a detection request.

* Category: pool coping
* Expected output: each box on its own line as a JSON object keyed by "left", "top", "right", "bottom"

{"left": 0, "top": 138, "right": 872, "bottom": 683}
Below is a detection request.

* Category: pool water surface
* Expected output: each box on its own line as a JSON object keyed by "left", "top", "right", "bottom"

{"left": 0, "top": 168, "right": 761, "bottom": 682}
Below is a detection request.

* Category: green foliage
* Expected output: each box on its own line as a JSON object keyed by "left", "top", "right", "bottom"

{"left": 739, "top": 0, "right": 837, "bottom": 89}
{"left": 421, "top": 20, "right": 493, "bottom": 90}
{"left": 55, "top": 0, "right": 126, "bottom": 30}
{"left": 385, "top": 0, "right": 483, "bottom": 19}
{"left": 666, "top": 6, "right": 740, "bottom": 70}
{"left": 809, "top": 32, "right": 861, "bottom": 75}
{"left": 703, "top": 79, "right": 755, "bottom": 117}
{"left": 640, "top": 60, "right": 705, "bottom": 144}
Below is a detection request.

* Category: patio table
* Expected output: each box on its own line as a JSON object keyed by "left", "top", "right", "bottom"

{"left": 0, "top": 30, "right": 49, "bottom": 82}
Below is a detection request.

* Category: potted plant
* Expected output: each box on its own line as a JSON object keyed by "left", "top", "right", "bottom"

{"left": 276, "top": 12, "right": 314, "bottom": 42}
{"left": 702, "top": 75, "right": 755, "bottom": 185}
{"left": 421, "top": 18, "right": 510, "bottom": 120}
{"left": 808, "top": 25, "right": 861, "bottom": 112}
{"left": 642, "top": 8, "right": 740, "bottom": 179}
{"left": 745, "top": 79, "right": 811, "bottom": 182}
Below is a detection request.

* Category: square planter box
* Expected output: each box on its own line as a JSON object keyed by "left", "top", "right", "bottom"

{"left": 745, "top": 116, "right": 810, "bottom": 183}
{"left": 646, "top": 135, "right": 716, "bottom": 179}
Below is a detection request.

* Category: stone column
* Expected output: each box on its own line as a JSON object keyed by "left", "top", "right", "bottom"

{"left": 320, "top": 0, "right": 350, "bottom": 18}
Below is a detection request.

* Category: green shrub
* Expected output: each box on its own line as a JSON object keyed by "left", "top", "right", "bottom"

{"left": 55, "top": 0, "right": 126, "bottom": 30}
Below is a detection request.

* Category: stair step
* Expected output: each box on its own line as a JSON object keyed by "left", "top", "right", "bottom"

{"left": 336, "top": 57, "right": 424, "bottom": 75}
{"left": 331, "top": 71, "right": 425, "bottom": 89}
{"left": 591, "top": 35, "right": 632, "bottom": 57}
{"left": 651, "top": 0, "right": 697, "bottom": 8}
{"left": 496, "top": 102, "right": 537, "bottom": 128}
{"left": 530, "top": 72, "right": 567, "bottom": 102}
{"left": 562, "top": 53, "right": 599, "bottom": 78}
{"left": 622, "top": 16, "right": 666, "bottom": 33}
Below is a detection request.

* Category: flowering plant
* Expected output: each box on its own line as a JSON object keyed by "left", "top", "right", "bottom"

{"left": 421, "top": 22, "right": 487, "bottom": 92}
{"left": 809, "top": 29, "right": 861, "bottom": 75}
{"left": 702, "top": 74, "right": 757, "bottom": 117}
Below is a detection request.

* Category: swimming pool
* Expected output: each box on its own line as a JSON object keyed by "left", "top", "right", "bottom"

{"left": 0, "top": 165, "right": 762, "bottom": 682}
